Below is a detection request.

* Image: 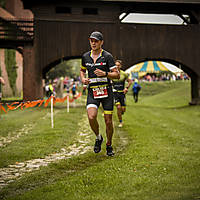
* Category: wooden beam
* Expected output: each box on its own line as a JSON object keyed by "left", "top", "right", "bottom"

{"left": 96, "top": 0, "right": 200, "bottom": 3}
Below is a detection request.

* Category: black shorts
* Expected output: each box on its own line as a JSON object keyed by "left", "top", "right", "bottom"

{"left": 113, "top": 92, "right": 126, "bottom": 107}
{"left": 87, "top": 86, "right": 113, "bottom": 114}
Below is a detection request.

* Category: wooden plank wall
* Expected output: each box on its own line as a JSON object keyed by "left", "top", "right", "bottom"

{"left": 35, "top": 19, "right": 200, "bottom": 77}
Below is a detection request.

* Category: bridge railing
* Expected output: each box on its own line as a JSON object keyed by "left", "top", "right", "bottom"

{"left": 0, "top": 18, "right": 34, "bottom": 42}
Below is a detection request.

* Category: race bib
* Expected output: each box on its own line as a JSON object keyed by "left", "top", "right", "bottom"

{"left": 92, "top": 86, "right": 108, "bottom": 99}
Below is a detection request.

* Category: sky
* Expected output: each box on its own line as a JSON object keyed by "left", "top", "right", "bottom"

{"left": 121, "top": 13, "right": 185, "bottom": 71}
{"left": 120, "top": 13, "right": 185, "bottom": 25}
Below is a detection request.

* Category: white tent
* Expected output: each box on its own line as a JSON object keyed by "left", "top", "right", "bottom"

{"left": 125, "top": 61, "right": 183, "bottom": 74}
{"left": 160, "top": 62, "right": 183, "bottom": 74}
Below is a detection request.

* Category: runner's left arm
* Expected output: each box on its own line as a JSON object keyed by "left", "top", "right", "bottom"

{"left": 94, "top": 67, "right": 119, "bottom": 79}
{"left": 94, "top": 53, "right": 120, "bottom": 79}
{"left": 123, "top": 74, "right": 132, "bottom": 94}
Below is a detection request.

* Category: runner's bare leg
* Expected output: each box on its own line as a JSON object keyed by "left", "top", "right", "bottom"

{"left": 87, "top": 107, "right": 99, "bottom": 136}
{"left": 116, "top": 104, "right": 122, "bottom": 122}
{"left": 104, "top": 114, "right": 113, "bottom": 145}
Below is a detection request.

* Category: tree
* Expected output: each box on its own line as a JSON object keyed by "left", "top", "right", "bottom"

{"left": 46, "top": 59, "right": 81, "bottom": 81}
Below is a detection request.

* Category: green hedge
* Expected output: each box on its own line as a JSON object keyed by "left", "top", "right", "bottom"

{"left": 0, "top": 0, "right": 6, "bottom": 8}
{"left": 5, "top": 49, "right": 17, "bottom": 96}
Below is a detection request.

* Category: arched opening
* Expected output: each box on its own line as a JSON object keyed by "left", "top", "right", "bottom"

{"left": 42, "top": 56, "right": 81, "bottom": 79}
{"left": 0, "top": 48, "right": 23, "bottom": 100}
{"left": 126, "top": 59, "right": 193, "bottom": 81}
{"left": 42, "top": 56, "right": 82, "bottom": 98}
{"left": 125, "top": 59, "right": 192, "bottom": 106}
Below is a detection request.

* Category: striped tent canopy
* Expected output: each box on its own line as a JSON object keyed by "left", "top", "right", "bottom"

{"left": 131, "top": 61, "right": 169, "bottom": 73}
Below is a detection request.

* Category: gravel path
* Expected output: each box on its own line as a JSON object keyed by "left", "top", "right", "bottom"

{"left": 0, "top": 110, "right": 129, "bottom": 190}
{"left": 0, "top": 113, "right": 93, "bottom": 189}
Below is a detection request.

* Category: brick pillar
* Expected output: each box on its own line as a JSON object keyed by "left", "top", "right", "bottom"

{"left": 23, "top": 45, "right": 43, "bottom": 101}
{"left": 190, "top": 74, "right": 200, "bottom": 105}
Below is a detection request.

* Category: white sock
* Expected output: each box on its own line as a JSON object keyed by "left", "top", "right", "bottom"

{"left": 96, "top": 134, "right": 101, "bottom": 140}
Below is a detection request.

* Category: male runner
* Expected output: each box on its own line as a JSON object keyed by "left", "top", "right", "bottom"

{"left": 80, "top": 31, "right": 120, "bottom": 156}
{"left": 112, "top": 60, "right": 132, "bottom": 127}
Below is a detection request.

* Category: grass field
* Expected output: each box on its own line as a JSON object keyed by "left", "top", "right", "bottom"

{"left": 0, "top": 80, "right": 199, "bottom": 200}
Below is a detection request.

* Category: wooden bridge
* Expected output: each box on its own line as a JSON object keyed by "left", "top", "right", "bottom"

{"left": 2, "top": 0, "right": 200, "bottom": 104}
{"left": 0, "top": 18, "right": 34, "bottom": 51}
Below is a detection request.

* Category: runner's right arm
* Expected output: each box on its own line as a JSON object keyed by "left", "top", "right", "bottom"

{"left": 80, "top": 69, "right": 90, "bottom": 85}
{"left": 0, "top": 77, "right": 5, "bottom": 85}
{"left": 123, "top": 75, "right": 132, "bottom": 94}
{"left": 80, "top": 55, "right": 90, "bottom": 85}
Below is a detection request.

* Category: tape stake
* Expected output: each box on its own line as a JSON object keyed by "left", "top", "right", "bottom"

{"left": 67, "top": 94, "right": 69, "bottom": 113}
{"left": 51, "top": 95, "right": 54, "bottom": 128}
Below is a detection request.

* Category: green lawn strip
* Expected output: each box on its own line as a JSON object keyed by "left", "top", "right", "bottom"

{"left": 0, "top": 81, "right": 200, "bottom": 200}
{"left": 0, "top": 94, "right": 85, "bottom": 138}
{"left": 138, "top": 81, "right": 190, "bottom": 108}
{"left": 0, "top": 153, "right": 108, "bottom": 199}
{"left": 0, "top": 105, "right": 85, "bottom": 167}
{"left": 122, "top": 88, "right": 200, "bottom": 199}
{"left": 0, "top": 108, "right": 49, "bottom": 138}
{"left": 2, "top": 130, "right": 199, "bottom": 200}
{"left": 0, "top": 102, "right": 131, "bottom": 200}
{"left": 139, "top": 80, "right": 190, "bottom": 97}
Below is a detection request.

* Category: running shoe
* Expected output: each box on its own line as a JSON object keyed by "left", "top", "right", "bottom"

{"left": 118, "top": 123, "right": 123, "bottom": 128}
{"left": 106, "top": 145, "right": 114, "bottom": 156}
{"left": 94, "top": 135, "right": 103, "bottom": 153}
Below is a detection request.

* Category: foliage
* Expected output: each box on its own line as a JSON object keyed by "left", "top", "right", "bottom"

{"left": 0, "top": 65, "right": 1, "bottom": 93}
{"left": 0, "top": 0, "right": 6, "bottom": 8}
{"left": 46, "top": 59, "right": 81, "bottom": 81}
{"left": 4, "top": 49, "right": 17, "bottom": 96}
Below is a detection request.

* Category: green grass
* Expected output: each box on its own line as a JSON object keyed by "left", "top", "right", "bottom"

{"left": 0, "top": 104, "right": 85, "bottom": 167}
{"left": 0, "top": 81, "right": 200, "bottom": 200}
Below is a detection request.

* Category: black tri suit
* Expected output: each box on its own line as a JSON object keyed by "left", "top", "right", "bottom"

{"left": 112, "top": 70, "right": 129, "bottom": 108}
{"left": 81, "top": 50, "right": 116, "bottom": 114}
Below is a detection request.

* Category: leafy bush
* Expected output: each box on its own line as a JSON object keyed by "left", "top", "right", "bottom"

{"left": 5, "top": 49, "right": 17, "bottom": 96}
{"left": 0, "top": 0, "right": 6, "bottom": 8}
